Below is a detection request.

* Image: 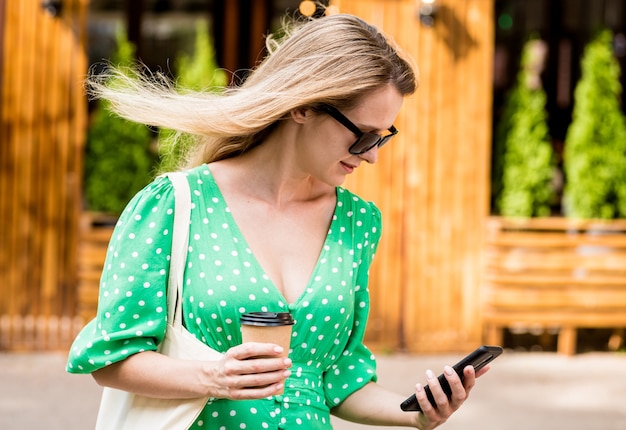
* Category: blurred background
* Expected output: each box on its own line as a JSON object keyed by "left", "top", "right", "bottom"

{"left": 1, "top": 0, "right": 626, "bottom": 361}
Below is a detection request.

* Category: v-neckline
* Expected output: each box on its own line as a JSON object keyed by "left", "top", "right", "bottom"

{"left": 203, "top": 165, "right": 340, "bottom": 307}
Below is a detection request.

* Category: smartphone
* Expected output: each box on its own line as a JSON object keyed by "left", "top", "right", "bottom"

{"left": 400, "top": 345, "right": 503, "bottom": 412}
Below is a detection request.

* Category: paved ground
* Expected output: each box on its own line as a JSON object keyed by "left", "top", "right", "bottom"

{"left": 2, "top": 350, "right": 625, "bottom": 429}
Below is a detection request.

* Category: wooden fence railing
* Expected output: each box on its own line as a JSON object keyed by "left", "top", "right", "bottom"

{"left": 483, "top": 217, "right": 626, "bottom": 355}
{"left": 0, "top": 0, "right": 88, "bottom": 350}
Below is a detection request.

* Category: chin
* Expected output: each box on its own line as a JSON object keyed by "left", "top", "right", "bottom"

{"left": 330, "top": 176, "right": 347, "bottom": 187}
{"left": 317, "top": 167, "right": 348, "bottom": 188}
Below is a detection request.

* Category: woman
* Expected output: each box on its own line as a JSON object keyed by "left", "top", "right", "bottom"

{"left": 67, "top": 13, "right": 488, "bottom": 429}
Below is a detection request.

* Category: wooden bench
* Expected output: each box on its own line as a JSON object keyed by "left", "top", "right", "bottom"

{"left": 482, "top": 217, "right": 626, "bottom": 355}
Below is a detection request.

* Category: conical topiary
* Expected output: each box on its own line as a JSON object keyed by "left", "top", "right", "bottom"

{"left": 494, "top": 38, "right": 556, "bottom": 217}
{"left": 563, "top": 29, "right": 626, "bottom": 219}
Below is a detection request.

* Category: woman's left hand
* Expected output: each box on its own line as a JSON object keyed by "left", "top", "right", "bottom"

{"left": 412, "top": 364, "right": 490, "bottom": 430}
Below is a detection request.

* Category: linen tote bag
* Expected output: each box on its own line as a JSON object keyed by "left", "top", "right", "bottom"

{"left": 95, "top": 172, "right": 223, "bottom": 430}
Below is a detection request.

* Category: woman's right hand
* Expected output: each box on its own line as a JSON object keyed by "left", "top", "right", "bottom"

{"left": 92, "top": 342, "right": 291, "bottom": 400}
{"left": 205, "top": 342, "right": 292, "bottom": 400}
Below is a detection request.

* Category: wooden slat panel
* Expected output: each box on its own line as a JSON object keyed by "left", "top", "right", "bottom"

{"left": 336, "top": 0, "right": 493, "bottom": 353}
{"left": 485, "top": 287, "right": 626, "bottom": 308}
{"left": 485, "top": 275, "right": 626, "bottom": 286}
{"left": 487, "top": 232, "right": 626, "bottom": 247}
{"left": 486, "top": 252, "right": 626, "bottom": 272}
{"left": 0, "top": 0, "right": 88, "bottom": 351}
{"left": 483, "top": 311, "right": 626, "bottom": 326}
{"left": 333, "top": 0, "right": 409, "bottom": 351}
{"left": 487, "top": 216, "right": 626, "bottom": 232}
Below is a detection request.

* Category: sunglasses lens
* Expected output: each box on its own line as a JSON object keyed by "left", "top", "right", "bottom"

{"left": 350, "top": 134, "right": 385, "bottom": 154}
{"left": 379, "top": 134, "right": 393, "bottom": 147}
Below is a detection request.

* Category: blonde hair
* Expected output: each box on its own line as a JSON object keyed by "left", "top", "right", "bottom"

{"left": 88, "top": 14, "right": 417, "bottom": 169}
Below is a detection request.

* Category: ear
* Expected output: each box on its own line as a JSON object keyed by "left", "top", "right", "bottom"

{"left": 290, "top": 107, "right": 310, "bottom": 124}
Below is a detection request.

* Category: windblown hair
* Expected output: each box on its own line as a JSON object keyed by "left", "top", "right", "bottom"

{"left": 87, "top": 13, "right": 418, "bottom": 169}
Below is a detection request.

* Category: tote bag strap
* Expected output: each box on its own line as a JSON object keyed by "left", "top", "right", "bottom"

{"left": 164, "top": 172, "right": 191, "bottom": 329}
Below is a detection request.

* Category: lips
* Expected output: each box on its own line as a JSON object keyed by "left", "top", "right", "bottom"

{"left": 341, "top": 161, "right": 356, "bottom": 173}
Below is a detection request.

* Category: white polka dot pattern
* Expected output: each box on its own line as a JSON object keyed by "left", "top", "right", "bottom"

{"left": 67, "top": 165, "right": 382, "bottom": 429}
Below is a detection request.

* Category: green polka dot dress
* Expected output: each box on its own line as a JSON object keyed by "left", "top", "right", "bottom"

{"left": 68, "top": 164, "right": 382, "bottom": 429}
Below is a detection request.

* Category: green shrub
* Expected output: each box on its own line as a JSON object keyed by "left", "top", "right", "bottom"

{"left": 494, "top": 38, "right": 556, "bottom": 217}
{"left": 158, "top": 20, "right": 227, "bottom": 173}
{"left": 563, "top": 29, "right": 626, "bottom": 219}
{"left": 83, "top": 28, "right": 157, "bottom": 216}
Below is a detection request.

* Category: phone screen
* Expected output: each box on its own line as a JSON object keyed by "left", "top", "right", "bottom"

{"left": 400, "top": 345, "right": 503, "bottom": 412}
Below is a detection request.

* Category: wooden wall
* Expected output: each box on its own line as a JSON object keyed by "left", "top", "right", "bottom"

{"left": 334, "top": 0, "right": 494, "bottom": 353}
{"left": 0, "top": 0, "right": 88, "bottom": 350}
{"left": 0, "top": 0, "right": 494, "bottom": 353}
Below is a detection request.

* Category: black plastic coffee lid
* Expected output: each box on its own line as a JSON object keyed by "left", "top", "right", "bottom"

{"left": 240, "top": 312, "right": 294, "bottom": 326}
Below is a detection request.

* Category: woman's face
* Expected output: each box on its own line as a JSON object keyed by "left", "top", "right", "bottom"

{"left": 296, "top": 84, "right": 404, "bottom": 187}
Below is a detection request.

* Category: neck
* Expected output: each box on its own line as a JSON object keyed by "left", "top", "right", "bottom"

{"left": 210, "top": 127, "right": 332, "bottom": 208}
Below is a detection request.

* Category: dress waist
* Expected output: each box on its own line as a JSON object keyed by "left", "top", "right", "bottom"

{"left": 281, "top": 361, "right": 327, "bottom": 409}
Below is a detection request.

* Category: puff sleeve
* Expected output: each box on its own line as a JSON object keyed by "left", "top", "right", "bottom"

{"left": 67, "top": 176, "right": 176, "bottom": 374}
{"left": 323, "top": 198, "right": 382, "bottom": 407}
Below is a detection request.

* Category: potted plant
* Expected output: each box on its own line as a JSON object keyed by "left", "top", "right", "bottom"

{"left": 563, "top": 29, "right": 626, "bottom": 219}
{"left": 492, "top": 37, "right": 556, "bottom": 217}
{"left": 83, "top": 28, "right": 157, "bottom": 219}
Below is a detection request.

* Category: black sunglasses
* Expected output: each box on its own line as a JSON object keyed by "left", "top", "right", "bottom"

{"left": 320, "top": 104, "right": 398, "bottom": 155}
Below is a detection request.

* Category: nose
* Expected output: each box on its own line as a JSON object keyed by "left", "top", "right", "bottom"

{"left": 358, "top": 145, "right": 379, "bottom": 164}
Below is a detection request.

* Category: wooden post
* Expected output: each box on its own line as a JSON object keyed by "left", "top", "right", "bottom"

{"left": 557, "top": 327, "right": 577, "bottom": 356}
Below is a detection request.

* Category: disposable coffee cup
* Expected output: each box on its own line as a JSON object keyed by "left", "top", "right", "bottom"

{"left": 240, "top": 312, "right": 294, "bottom": 394}
{"left": 240, "top": 312, "right": 294, "bottom": 357}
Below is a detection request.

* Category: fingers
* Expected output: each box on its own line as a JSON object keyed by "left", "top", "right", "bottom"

{"left": 224, "top": 343, "right": 292, "bottom": 378}
{"left": 228, "top": 342, "right": 287, "bottom": 360}
{"left": 412, "top": 380, "right": 447, "bottom": 428}
{"left": 462, "top": 365, "right": 476, "bottom": 388}
{"left": 414, "top": 363, "right": 489, "bottom": 429}
{"left": 444, "top": 366, "right": 468, "bottom": 410}
{"left": 417, "top": 366, "right": 468, "bottom": 418}
{"left": 474, "top": 363, "right": 491, "bottom": 378}
{"left": 412, "top": 381, "right": 436, "bottom": 415}
{"left": 214, "top": 342, "right": 292, "bottom": 400}
{"left": 224, "top": 367, "right": 292, "bottom": 400}
{"left": 425, "top": 369, "right": 451, "bottom": 411}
